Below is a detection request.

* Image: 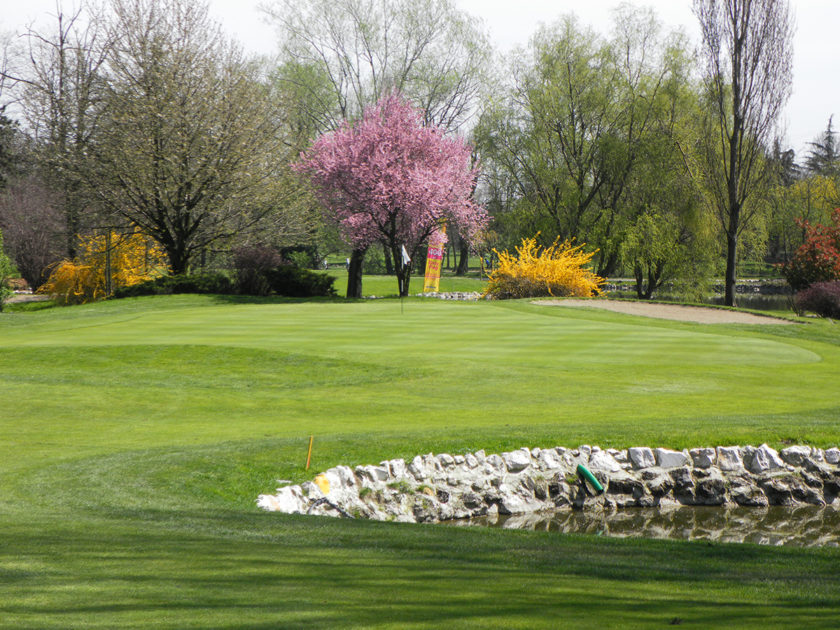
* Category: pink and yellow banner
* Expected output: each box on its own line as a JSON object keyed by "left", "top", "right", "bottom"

{"left": 423, "top": 241, "right": 445, "bottom": 293}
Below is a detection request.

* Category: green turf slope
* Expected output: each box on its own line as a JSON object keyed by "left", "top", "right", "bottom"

{"left": 0, "top": 295, "right": 839, "bottom": 628}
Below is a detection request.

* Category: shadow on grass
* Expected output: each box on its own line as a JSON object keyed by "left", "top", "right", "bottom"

{"left": 1, "top": 508, "right": 839, "bottom": 628}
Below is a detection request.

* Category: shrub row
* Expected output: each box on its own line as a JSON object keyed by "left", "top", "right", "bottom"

{"left": 113, "top": 266, "right": 336, "bottom": 300}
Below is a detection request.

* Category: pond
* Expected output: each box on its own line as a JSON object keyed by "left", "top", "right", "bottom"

{"left": 446, "top": 505, "right": 840, "bottom": 547}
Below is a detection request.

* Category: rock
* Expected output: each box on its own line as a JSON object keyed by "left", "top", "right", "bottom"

{"left": 606, "top": 473, "right": 645, "bottom": 500}
{"left": 537, "top": 448, "right": 563, "bottom": 471}
{"left": 646, "top": 473, "right": 674, "bottom": 498}
{"left": 747, "top": 444, "right": 785, "bottom": 474}
{"left": 690, "top": 447, "right": 716, "bottom": 469}
{"left": 716, "top": 446, "right": 744, "bottom": 471}
{"left": 454, "top": 455, "right": 465, "bottom": 465}
{"left": 412, "top": 494, "right": 441, "bottom": 522}
{"left": 436, "top": 453, "right": 456, "bottom": 469}
{"left": 655, "top": 448, "right": 689, "bottom": 469}
{"left": 486, "top": 454, "right": 505, "bottom": 471}
{"left": 729, "top": 476, "right": 768, "bottom": 507}
{"left": 669, "top": 467, "right": 694, "bottom": 491}
{"left": 503, "top": 449, "right": 531, "bottom": 473}
{"left": 589, "top": 450, "right": 621, "bottom": 473}
{"left": 578, "top": 445, "right": 592, "bottom": 460}
{"left": 531, "top": 447, "right": 541, "bottom": 458}
{"left": 407, "top": 455, "right": 429, "bottom": 480}
{"left": 612, "top": 449, "right": 628, "bottom": 463}
{"left": 759, "top": 474, "right": 800, "bottom": 506}
{"left": 628, "top": 447, "right": 655, "bottom": 469}
{"left": 464, "top": 453, "right": 479, "bottom": 468}
{"left": 695, "top": 469, "right": 727, "bottom": 505}
{"left": 461, "top": 491, "right": 483, "bottom": 510}
{"left": 474, "top": 449, "right": 487, "bottom": 463}
{"left": 825, "top": 448, "right": 840, "bottom": 465}
{"left": 780, "top": 445, "right": 811, "bottom": 467}
{"left": 258, "top": 485, "right": 306, "bottom": 513}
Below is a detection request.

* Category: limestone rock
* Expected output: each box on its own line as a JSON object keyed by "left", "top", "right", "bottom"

{"left": 503, "top": 449, "right": 531, "bottom": 473}
{"left": 589, "top": 450, "right": 621, "bottom": 473}
{"left": 628, "top": 447, "right": 655, "bottom": 469}
{"left": 407, "top": 455, "right": 429, "bottom": 481}
{"left": 690, "top": 447, "right": 716, "bottom": 469}
{"left": 655, "top": 448, "right": 689, "bottom": 469}
{"left": 716, "top": 446, "right": 744, "bottom": 471}
{"left": 258, "top": 485, "right": 306, "bottom": 513}
{"left": 694, "top": 469, "right": 727, "bottom": 505}
{"left": 486, "top": 454, "right": 505, "bottom": 471}
{"left": 747, "top": 444, "right": 785, "bottom": 474}
{"left": 780, "top": 446, "right": 811, "bottom": 467}
{"left": 825, "top": 447, "right": 840, "bottom": 465}
{"left": 436, "top": 453, "right": 456, "bottom": 469}
{"left": 537, "top": 448, "right": 563, "bottom": 471}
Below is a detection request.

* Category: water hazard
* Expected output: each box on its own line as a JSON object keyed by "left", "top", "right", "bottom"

{"left": 448, "top": 505, "right": 840, "bottom": 547}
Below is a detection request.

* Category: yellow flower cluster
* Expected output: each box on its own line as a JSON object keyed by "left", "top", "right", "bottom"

{"left": 483, "top": 235, "right": 605, "bottom": 299}
{"left": 40, "top": 230, "right": 168, "bottom": 305}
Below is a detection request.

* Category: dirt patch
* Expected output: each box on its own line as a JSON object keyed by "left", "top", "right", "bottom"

{"left": 535, "top": 299, "right": 794, "bottom": 325}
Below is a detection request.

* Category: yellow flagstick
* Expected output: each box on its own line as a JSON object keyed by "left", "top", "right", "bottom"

{"left": 305, "top": 435, "right": 314, "bottom": 470}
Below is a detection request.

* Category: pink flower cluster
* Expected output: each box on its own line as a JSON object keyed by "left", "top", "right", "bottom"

{"left": 293, "top": 92, "right": 488, "bottom": 257}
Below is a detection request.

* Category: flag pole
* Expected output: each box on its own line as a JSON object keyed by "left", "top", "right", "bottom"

{"left": 400, "top": 244, "right": 411, "bottom": 315}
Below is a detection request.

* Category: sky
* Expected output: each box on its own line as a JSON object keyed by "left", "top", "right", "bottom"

{"left": 2, "top": 0, "right": 838, "bottom": 157}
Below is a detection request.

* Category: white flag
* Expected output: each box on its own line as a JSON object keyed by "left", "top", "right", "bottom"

{"left": 401, "top": 245, "right": 411, "bottom": 267}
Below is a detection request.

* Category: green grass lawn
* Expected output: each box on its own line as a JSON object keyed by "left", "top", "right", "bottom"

{"left": 1, "top": 294, "right": 839, "bottom": 628}
{"left": 326, "top": 269, "right": 487, "bottom": 296}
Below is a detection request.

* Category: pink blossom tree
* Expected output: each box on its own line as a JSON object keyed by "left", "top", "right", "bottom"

{"left": 294, "top": 93, "right": 488, "bottom": 297}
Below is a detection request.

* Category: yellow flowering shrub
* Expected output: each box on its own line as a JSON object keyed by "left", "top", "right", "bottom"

{"left": 40, "top": 230, "right": 168, "bottom": 305}
{"left": 483, "top": 235, "right": 605, "bottom": 299}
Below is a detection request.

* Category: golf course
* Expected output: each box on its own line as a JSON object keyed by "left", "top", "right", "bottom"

{"left": 1, "top": 291, "right": 839, "bottom": 628}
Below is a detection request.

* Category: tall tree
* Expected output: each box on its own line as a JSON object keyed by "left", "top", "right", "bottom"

{"left": 263, "top": 0, "right": 492, "bottom": 295}
{"left": 294, "top": 93, "right": 488, "bottom": 297}
{"left": 262, "top": 0, "right": 491, "bottom": 134}
{"left": 90, "top": 0, "right": 303, "bottom": 274}
{"left": 475, "top": 10, "right": 681, "bottom": 277}
{"left": 693, "top": 0, "right": 793, "bottom": 306}
{"left": 805, "top": 117, "right": 839, "bottom": 177}
{"left": 2, "top": 4, "right": 111, "bottom": 258}
{"left": 0, "top": 228, "right": 14, "bottom": 310}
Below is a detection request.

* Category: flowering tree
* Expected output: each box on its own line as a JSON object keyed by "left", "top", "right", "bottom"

{"left": 294, "top": 93, "right": 488, "bottom": 297}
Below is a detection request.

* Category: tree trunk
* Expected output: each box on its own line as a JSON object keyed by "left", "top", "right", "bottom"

{"left": 383, "top": 243, "right": 394, "bottom": 275}
{"left": 346, "top": 247, "right": 365, "bottom": 298}
{"left": 104, "top": 231, "right": 113, "bottom": 296}
{"left": 166, "top": 244, "right": 189, "bottom": 276}
{"left": 724, "top": 230, "right": 738, "bottom": 307}
{"left": 456, "top": 239, "right": 470, "bottom": 275}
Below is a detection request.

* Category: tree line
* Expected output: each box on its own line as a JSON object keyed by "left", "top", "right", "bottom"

{"left": 0, "top": 0, "right": 833, "bottom": 304}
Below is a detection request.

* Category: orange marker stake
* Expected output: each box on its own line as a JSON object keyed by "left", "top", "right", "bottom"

{"left": 305, "top": 435, "right": 314, "bottom": 470}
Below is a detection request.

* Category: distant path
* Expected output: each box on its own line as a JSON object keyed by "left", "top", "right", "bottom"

{"left": 535, "top": 299, "right": 794, "bottom": 325}
{"left": 6, "top": 293, "right": 50, "bottom": 304}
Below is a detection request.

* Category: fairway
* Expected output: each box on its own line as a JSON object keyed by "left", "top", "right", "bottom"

{"left": 1, "top": 295, "right": 839, "bottom": 628}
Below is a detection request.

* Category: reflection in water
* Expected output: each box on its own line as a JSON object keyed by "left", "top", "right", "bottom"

{"left": 449, "top": 505, "right": 840, "bottom": 547}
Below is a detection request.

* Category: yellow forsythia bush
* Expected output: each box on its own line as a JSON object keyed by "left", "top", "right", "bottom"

{"left": 483, "top": 235, "right": 605, "bottom": 299}
{"left": 40, "top": 230, "right": 168, "bottom": 305}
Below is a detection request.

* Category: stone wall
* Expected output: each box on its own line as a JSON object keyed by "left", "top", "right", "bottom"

{"left": 257, "top": 443, "right": 840, "bottom": 523}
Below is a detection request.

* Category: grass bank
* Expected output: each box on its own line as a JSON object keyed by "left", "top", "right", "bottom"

{"left": 1, "top": 295, "right": 838, "bottom": 628}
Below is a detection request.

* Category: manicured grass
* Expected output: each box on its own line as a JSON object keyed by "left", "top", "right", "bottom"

{"left": 326, "top": 269, "right": 487, "bottom": 296}
{"left": 1, "top": 294, "right": 839, "bottom": 628}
